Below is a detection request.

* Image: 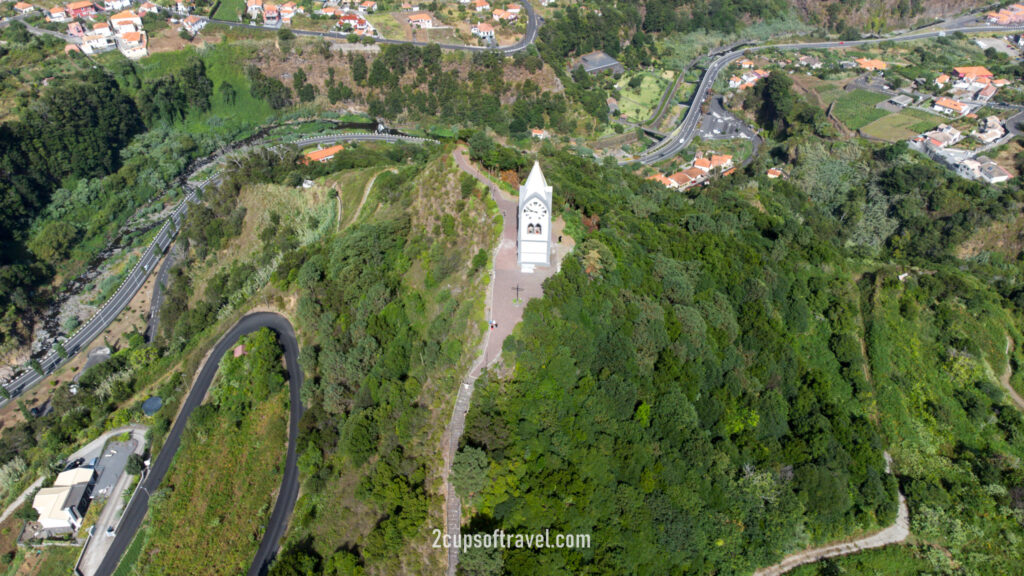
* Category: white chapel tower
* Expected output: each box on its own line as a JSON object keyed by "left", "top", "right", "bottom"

{"left": 518, "top": 161, "right": 552, "bottom": 272}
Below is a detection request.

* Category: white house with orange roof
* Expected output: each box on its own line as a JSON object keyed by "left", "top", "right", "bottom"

{"left": 264, "top": 3, "right": 279, "bottom": 23}
{"left": 279, "top": 2, "right": 301, "bottom": 24}
{"left": 407, "top": 12, "right": 432, "bottom": 27}
{"left": 183, "top": 14, "right": 205, "bottom": 34}
{"left": 138, "top": 2, "right": 161, "bottom": 15}
{"left": 13, "top": 2, "right": 35, "bottom": 14}
{"left": 492, "top": 8, "right": 515, "bottom": 21}
{"left": 953, "top": 66, "right": 994, "bottom": 91}
{"left": 118, "top": 30, "right": 147, "bottom": 59}
{"left": 360, "top": 0, "right": 376, "bottom": 12}
{"left": 933, "top": 97, "right": 969, "bottom": 116}
{"left": 92, "top": 21, "right": 111, "bottom": 36}
{"left": 710, "top": 154, "right": 733, "bottom": 171}
{"left": 473, "top": 0, "right": 490, "bottom": 11}
{"left": 104, "top": 0, "right": 131, "bottom": 11}
{"left": 507, "top": 3, "right": 522, "bottom": 13}
{"left": 472, "top": 21, "right": 494, "bottom": 38}
{"left": 531, "top": 128, "right": 549, "bottom": 139}
{"left": 110, "top": 10, "right": 142, "bottom": 33}
{"left": 48, "top": 5, "right": 68, "bottom": 21}
{"left": 987, "top": 4, "right": 1024, "bottom": 24}
{"left": 338, "top": 12, "right": 371, "bottom": 30}
{"left": 246, "top": 0, "right": 263, "bottom": 18}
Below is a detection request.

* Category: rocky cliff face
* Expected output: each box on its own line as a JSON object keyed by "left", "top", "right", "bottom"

{"left": 789, "top": 0, "right": 988, "bottom": 31}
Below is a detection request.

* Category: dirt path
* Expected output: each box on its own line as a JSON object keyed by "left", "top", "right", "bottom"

{"left": 753, "top": 487, "right": 910, "bottom": 576}
{"left": 353, "top": 168, "right": 395, "bottom": 227}
{"left": 1000, "top": 335, "right": 1024, "bottom": 411}
{"left": 336, "top": 168, "right": 395, "bottom": 230}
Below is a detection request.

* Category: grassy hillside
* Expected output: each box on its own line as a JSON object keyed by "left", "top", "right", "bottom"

{"left": 265, "top": 148, "right": 499, "bottom": 575}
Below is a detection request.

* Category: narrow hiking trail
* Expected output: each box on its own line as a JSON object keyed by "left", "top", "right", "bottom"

{"left": 336, "top": 168, "right": 396, "bottom": 230}
{"left": 752, "top": 490, "right": 910, "bottom": 576}
{"left": 1001, "top": 335, "right": 1024, "bottom": 411}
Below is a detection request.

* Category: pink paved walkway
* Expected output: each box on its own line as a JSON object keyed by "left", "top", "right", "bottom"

{"left": 443, "top": 148, "right": 570, "bottom": 575}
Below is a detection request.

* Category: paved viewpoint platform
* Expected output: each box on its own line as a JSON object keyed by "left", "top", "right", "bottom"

{"left": 445, "top": 149, "right": 573, "bottom": 576}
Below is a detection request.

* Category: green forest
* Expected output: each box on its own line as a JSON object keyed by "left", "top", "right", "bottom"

{"left": 3, "top": 1, "right": 1024, "bottom": 574}
{"left": 442, "top": 71, "right": 1024, "bottom": 575}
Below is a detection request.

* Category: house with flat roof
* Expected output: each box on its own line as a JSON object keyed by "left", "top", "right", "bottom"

{"left": 575, "top": 51, "right": 624, "bottom": 75}
{"left": 889, "top": 94, "right": 913, "bottom": 108}
{"left": 978, "top": 156, "right": 1012, "bottom": 183}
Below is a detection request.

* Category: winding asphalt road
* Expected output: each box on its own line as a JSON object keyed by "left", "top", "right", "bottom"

{"left": 93, "top": 312, "right": 303, "bottom": 576}
{"left": 636, "top": 22, "right": 1024, "bottom": 165}
{"left": 204, "top": 0, "right": 541, "bottom": 54}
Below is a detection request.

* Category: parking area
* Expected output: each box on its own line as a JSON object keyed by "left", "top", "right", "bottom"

{"left": 92, "top": 439, "right": 135, "bottom": 499}
{"left": 697, "top": 98, "right": 757, "bottom": 141}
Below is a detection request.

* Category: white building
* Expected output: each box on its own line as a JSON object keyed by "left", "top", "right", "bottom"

{"left": 110, "top": 10, "right": 143, "bottom": 34}
{"left": 974, "top": 115, "right": 1005, "bottom": 144}
{"left": 407, "top": 12, "right": 432, "bottom": 28}
{"left": 472, "top": 22, "right": 494, "bottom": 39}
{"left": 118, "top": 31, "right": 148, "bottom": 59}
{"left": 978, "top": 156, "right": 1012, "bottom": 183}
{"left": 183, "top": 15, "right": 206, "bottom": 34}
{"left": 518, "top": 162, "right": 552, "bottom": 271}
{"left": 957, "top": 157, "right": 1012, "bottom": 184}
{"left": 247, "top": 0, "right": 263, "bottom": 17}
{"left": 81, "top": 34, "right": 116, "bottom": 53}
{"left": 32, "top": 467, "right": 94, "bottom": 531}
